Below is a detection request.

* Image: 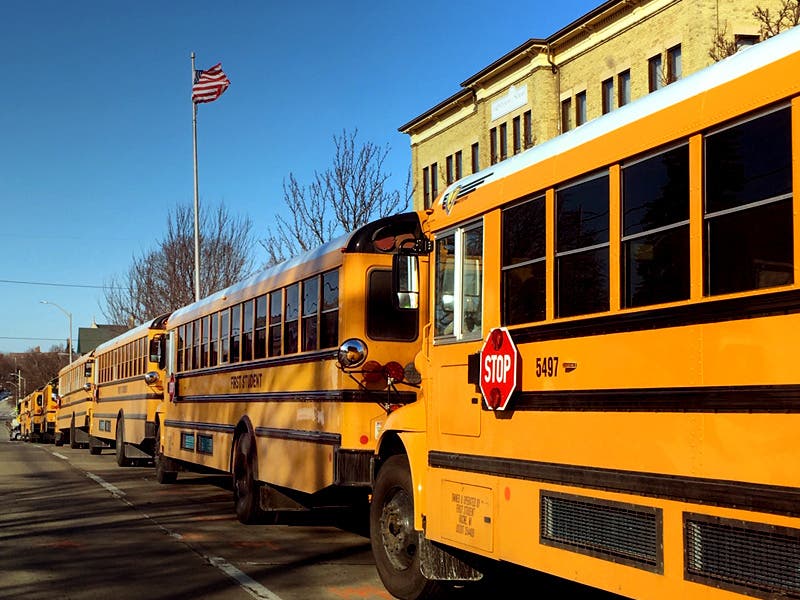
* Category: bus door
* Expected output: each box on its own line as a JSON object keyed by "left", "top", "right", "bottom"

{"left": 430, "top": 221, "right": 484, "bottom": 437}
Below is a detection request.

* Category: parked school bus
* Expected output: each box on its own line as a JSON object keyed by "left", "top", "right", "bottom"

{"left": 371, "top": 28, "right": 800, "bottom": 600}
{"left": 155, "top": 212, "right": 430, "bottom": 523}
{"left": 55, "top": 352, "right": 94, "bottom": 448}
{"left": 90, "top": 316, "right": 168, "bottom": 465}
{"left": 27, "top": 385, "right": 56, "bottom": 443}
{"left": 17, "top": 395, "right": 31, "bottom": 441}
{"left": 41, "top": 382, "right": 58, "bottom": 443}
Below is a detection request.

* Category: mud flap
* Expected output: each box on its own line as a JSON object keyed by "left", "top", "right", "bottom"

{"left": 419, "top": 536, "right": 484, "bottom": 582}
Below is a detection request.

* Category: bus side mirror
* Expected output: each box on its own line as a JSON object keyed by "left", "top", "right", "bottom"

{"left": 392, "top": 254, "right": 420, "bottom": 310}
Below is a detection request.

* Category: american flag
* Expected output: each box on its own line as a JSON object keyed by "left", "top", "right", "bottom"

{"left": 192, "top": 63, "right": 230, "bottom": 104}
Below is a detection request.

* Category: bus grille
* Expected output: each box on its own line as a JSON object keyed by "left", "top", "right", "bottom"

{"left": 685, "top": 513, "right": 800, "bottom": 598}
{"left": 540, "top": 491, "right": 662, "bottom": 572}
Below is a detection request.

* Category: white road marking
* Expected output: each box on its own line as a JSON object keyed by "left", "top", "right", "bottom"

{"left": 85, "top": 471, "right": 126, "bottom": 498}
{"left": 207, "top": 556, "right": 285, "bottom": 600}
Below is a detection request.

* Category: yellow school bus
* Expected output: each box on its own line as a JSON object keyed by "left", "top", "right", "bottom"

{"left": 41, "top": 382, "right": 58, "bottom": 443}
{"left": 17, "top": 394, "right": 31, "bottom": 441}
{"left": 155, "top": 212, "right": 430, "bottom": 523}
{"left": 27, "top": 386, "right": 55, "bottom": 443}
{"left": 55, "top": 352, "right": 94, "bottom": 448}
{"left": 90, "top": 315, "right": 168, "bottom": 465}
{"left": 371, "top": 27, "right": 800, "bottom": 600}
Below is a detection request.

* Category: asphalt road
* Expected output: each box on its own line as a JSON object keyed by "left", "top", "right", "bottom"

{"left": 0, "top": 419, "right": 627, "bottom": 600}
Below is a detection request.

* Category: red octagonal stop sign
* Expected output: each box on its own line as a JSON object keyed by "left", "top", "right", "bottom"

{"left": 479, "top": 327, "right": 519, "bottom": 411}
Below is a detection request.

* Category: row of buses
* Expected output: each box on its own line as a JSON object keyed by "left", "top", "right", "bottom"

{"left": 16, "top": 26, "right": 800, "bottom": 599}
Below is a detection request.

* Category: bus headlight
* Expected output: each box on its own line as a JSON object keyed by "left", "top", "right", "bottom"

{"left": 338, "top": 338, "right": 368, "bottom": 368}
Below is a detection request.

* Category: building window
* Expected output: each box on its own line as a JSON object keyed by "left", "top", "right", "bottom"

{"left": 431, "top": 162, "right": 439, "bottom": 201}
{"left": 490, "top": 127, "right": 498, "bottom": 164}
{"left": 575, "top": 91, "right": 587, "bottom": 127}
{"left": 618, "top": 70, "right": 631, "bottom": 107}
{"left": 513, "top": 115, "right": 521, "bottom": 155}
{"left": 704, "top": 105, "right": 793, "bottom": 295}
{"left": 500, "top": 122, "right": 508, "bottom": 160}
{"left": 602, "top": 78, "right": 614, "bottom": 114}
{"left": 446, "top": 154, "right": 454, "bottom": 185}
{"left": 649, "top": 53, "right": 663, "bottom": 92}
{"left": 561, "top": 98, "right": 572, "bottom": 132}
{"left": 455, "top": 150, "right": 462, "bottom": 180}
{"left": 735, "top": 34, "right": 759, "bottom": 50}
{"left": 422, "top": 166, "right": 430, "bottom": 209}
{"left": 666, "top": 44, "right": 682, "bottom": 83}
{"left": 555, "top": 172, "right": 610, "bottom": 318}
{"left": 523, "top": 110, "right": 533, "bottom": 148}
{"left": 471, "top": 142, "right": 479, "bottom": 173}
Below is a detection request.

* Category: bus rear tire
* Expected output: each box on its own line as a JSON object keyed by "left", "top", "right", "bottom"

{"left": 70, "top": 417, "right": 80, "bottom": 449}
{"left": 370, "top": 454, "right": 444, "bottom": 600}
{"left": 232, "top": 430, "right": 262, "bottom": 524}
{"left": 116, "top": 416, "right": 132, "bottom": 467}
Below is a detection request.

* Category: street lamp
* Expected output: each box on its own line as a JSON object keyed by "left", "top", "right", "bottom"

{"left": 40, "top": 300, "right": 73, "bottom": 363}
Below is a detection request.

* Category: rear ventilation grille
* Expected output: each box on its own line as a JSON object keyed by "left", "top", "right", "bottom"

{"left": 685, "top": 513, "right": 800, "bottom": 598}
{"left": 540, "top": 491, "right": 662, "bottom": 572}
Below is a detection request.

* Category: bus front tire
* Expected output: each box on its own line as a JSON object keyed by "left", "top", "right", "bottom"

{"left": 70, "top": 417, "right": 80, "bottom": 449}
{"left": 370, "top": 455, "right": 444, "bottom": 600}
{"left": 153, "top": 421, "right": 177, "bottom": 484}
{"left": 232, "top": 431, "right": 262, "bottom": 524}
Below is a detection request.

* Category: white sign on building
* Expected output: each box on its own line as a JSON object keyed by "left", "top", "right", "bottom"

{"left": 491, "top": 85, "right": 528, "bottom": 121}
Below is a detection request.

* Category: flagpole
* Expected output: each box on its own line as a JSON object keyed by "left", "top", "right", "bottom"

{"left": 191, "top": 52, "right": 201, "bottom": 302}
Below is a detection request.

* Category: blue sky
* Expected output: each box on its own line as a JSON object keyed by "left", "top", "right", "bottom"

{"left": 0, "top": 0, "right": 599, "bottom": 354}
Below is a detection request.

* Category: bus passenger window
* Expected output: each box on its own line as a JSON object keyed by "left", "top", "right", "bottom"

{"left": 220, "top": 309, "right": 230, "bottom": 364}
{"left": 622, "top": 143, "right": 690, "bottom": 308}
{"left": 242, "top": 300, "right": 254, "bottom": 361}
{"left": 556, "top": 172, "right": 610, "bottom": 318}
{"left": 284, "top": 284, "right": 299, "bottom": 354}
{"left": 302, "top": 276, "right": 319, "bottom": 352}
{"left": 269, "top": 291, "right": 282, "bottom": 357}
{"left": 254, "top": 295, "right": 267, "bottom": 360}
{"left": 320, "top": 270, "right": 339, "bottom": 348}
{"left": 230, "top": 304, "right": 241, "bottom": 363}
{"left": 210, "top": 312, "right": 219, "bottom": 366}
{"left": 704, "top": 106, "right": 793, "bottom": 295}
{"left": 200, "top": 316, "right": 209, "bottom": 368}
{"left": 502, "top": 195, "right": 546, "bottom": 325}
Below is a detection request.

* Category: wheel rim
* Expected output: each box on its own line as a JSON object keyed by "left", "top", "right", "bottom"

{"left": 379, "top": 485, "right": 417, "bottom": 571}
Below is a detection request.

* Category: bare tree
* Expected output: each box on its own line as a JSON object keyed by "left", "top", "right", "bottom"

{"left": 710, "top": 1, "right": 799, "bottom": 61}
{"left": 103, "top": 202, "right": 255, "bottom": 326}
{"left": 754, "top": 0, "right": 800, "bottom": 37}
{"left": 0, "top": 347, "right": 67, "bottom": 399}
{"left": 262, "top": 129, "right": 412, "bottom": 265}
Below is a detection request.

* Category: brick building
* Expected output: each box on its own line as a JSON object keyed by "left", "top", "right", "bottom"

{"left": 401, "top": 0, "right": 781, "bottom": 210}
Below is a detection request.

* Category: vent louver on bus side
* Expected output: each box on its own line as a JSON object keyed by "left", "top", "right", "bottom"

{"left": 540, "top": 490, "right": 662, "bottom": 572}
{"left": 684, "top": 513, "right": 800, "bottom": 598}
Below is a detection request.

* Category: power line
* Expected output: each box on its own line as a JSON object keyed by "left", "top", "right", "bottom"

{"left": 0, "top": 278, "right": 121, "bottom": 290}
{"left": 0, "top": 336, "right": 63, "bottom": 341}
